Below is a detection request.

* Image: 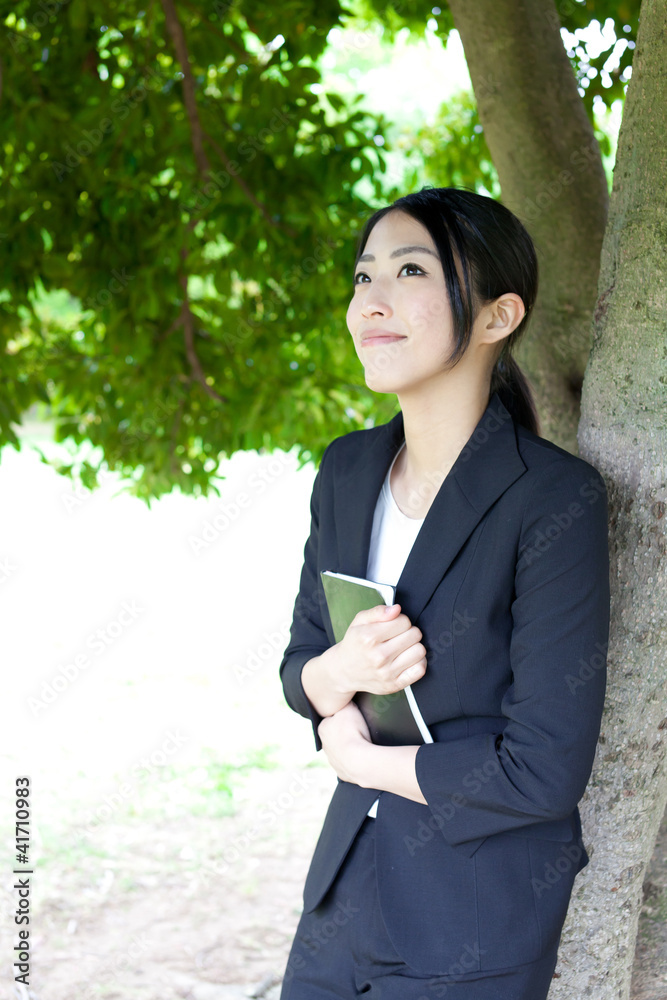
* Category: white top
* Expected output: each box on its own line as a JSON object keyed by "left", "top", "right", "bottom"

{"left": 366, "top": 441, "right": 425, "bottom": 584}
{"left": 365, "top": 441, "right": 425, "bottom": 818}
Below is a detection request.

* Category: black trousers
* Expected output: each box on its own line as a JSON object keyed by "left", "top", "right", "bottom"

{"left": 280, "top": 818, "right": 560, "bottom": 1000}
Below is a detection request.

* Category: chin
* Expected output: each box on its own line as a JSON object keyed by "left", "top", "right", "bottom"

{"left": 364, "top": 371, "right": 402, "bottom": 395}
{"left": 362, "top": 359, "right": 404, "bottom": 393}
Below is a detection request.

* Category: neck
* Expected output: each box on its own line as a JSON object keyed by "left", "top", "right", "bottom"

{"left": 394, "top": 378, "right": 492, "bottom": 496}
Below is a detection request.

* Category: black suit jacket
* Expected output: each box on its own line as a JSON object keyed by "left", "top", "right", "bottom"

{"left": 279, "top": 391, "right": 610, "bottom": 975}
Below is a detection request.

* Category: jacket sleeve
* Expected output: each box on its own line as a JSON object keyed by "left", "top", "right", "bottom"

{"left": 414, "top": 457, "right": 611, "bottom": 847}
{"left": 279, "top": 440, "right": 336, "bottom": 751}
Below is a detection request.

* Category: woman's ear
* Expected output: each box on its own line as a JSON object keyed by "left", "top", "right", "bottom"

{"left": 491, "top": 293, "right": 525, "bottom": 332}
{"left": 477, "top": 293, "right": 526, "bottom": 344}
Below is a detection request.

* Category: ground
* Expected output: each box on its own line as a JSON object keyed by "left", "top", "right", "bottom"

{"left": 8, "top": 762, "right": 667, "bottom": 1000}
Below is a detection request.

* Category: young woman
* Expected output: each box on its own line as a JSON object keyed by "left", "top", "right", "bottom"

{"left": 278, "top": 187, "right": 610, "bottom": 999}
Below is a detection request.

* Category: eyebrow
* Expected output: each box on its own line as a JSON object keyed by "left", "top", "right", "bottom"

{"left": 357, "top": 245, "right": 439, "bottom": 263}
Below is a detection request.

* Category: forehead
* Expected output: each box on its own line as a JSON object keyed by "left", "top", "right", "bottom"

{"left": 361, "top": 210, "right": 437, "bottom": 257}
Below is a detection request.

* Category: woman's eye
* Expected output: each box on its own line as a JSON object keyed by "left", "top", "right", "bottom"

{"left": 353, "top": 271, "right": 370, "bottom": 285}
{"left": 400, "top": 262, "right": 425, "bottom": 276}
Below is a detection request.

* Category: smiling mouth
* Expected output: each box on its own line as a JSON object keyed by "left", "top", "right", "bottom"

{"left": 360, "top": 335, "right": 406, "bottom": 347}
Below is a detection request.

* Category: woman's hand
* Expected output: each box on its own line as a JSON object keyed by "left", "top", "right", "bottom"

{"left": 317, "top": 701, "right": 374, "bottom": 785}
{"left": 302, "top": 603, "right": 427, "bottom": 718}
{"left": 335, "top": 603, "right": 428, "bottom": 695}
{"left": 318, "top": 701, "right": 427, "bottom": 804}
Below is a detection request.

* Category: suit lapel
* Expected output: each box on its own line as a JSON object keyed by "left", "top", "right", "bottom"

{"left": 395, "top": 393, "right": 526, "bottom": 623}
{"left": 332, "top": 392, "right": 527, "bottom": 625}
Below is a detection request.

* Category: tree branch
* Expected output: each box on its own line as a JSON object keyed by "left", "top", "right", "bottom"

{"left": 160, "top": 0, "right": 211, "bottom": 177}
{"left": 169, "top": 395, "right": 186, "bottom": 472}
{"left": 177, "top": 0, "right": 248, "bottom": 57}
{"left": 153, "top": 312, "right": 183, "bottom": 348}
{"left": 160, "top": 0, "right": 294, "bottom": 236}
{"left": 201, "top": 128, "right": 291, "bottom": 234}
{"left": 177, "top": 268, "right": 228, "bottom": 404}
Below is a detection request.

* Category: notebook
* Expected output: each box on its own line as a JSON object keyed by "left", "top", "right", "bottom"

{"left": 320, "top": 570, "right": 432, "bottom": 747}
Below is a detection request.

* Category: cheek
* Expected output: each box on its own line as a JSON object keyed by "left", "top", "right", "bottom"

{"left": 406, "top": 291, "right": 450, "bottom": 335}
{"left": 346, "top": 297, "right": 358, "bottom": 333}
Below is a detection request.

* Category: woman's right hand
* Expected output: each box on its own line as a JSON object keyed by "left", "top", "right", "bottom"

{"left": 334, "top": 603, "right": 427, "bottom": 695}
{"left": 301, "top": 603, "right": 427, "bottom": 718}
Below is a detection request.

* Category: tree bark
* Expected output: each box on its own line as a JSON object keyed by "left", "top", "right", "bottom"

{"left": 555, "top": 0, "right": 667, "bottom": 995}
{"left": 447, "top": 0, "right": 609, "bottom": 453}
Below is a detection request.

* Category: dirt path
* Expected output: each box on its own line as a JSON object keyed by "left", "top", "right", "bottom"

{"left": 10, "top": 765, "right": 667, "bottom": 1000}
{"left": 18, "top": 765, "right": 335, "bottom": 1000}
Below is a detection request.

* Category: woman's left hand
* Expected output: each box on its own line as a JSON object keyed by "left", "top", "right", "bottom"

{"left": 318, "top": 701, "right": 426, "bottom": 804}
{"left": 318, "top": 701, "right": 373, "bottom": 785}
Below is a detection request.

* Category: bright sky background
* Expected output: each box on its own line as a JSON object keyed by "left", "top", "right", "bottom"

{"left": 316, "top": 18, "right": 624, "bottom": 191}
{"left": 321, "top": 23, "right": 472, "bottom": 123}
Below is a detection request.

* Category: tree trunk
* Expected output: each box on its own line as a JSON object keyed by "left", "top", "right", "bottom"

{"left": 555, "top": 0, "right": 667, "bottom": 996}
{"left": 447, "top": 0, "right": 609, "bottom": 453}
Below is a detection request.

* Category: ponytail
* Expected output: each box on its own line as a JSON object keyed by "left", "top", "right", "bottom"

{"left": 490, "top": 354, "right": 540, "bottom": 436}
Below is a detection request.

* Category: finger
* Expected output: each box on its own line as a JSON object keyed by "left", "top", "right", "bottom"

{"left": 354, "top": 613, "right": 418, "bottom": 646}
{"left": 358, "top": 643, "right": 426, "bottom": 694}
{"left": 394, "top": 656, "right": 428, "bottom": 689}
{"left": 379, "top": 628, "right": 426, "bottom": 670}
{"left": 352, "top": 603, "right": 402, "bottom": 626}
{"left": 383, "top": 643, "right": 427, "bottom": 683}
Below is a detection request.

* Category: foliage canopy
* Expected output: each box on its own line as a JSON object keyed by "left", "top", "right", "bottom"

{"left": 0, "top": 0, "right": 639, "bottom": 500}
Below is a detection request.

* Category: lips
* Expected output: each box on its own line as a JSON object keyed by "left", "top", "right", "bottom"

{"left": 360, "top": 330, "right": 406, "bottom": 347}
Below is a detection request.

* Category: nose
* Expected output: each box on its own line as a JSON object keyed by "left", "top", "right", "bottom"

{"left": 360, "top": 288, "right": 393, "bottom": 320}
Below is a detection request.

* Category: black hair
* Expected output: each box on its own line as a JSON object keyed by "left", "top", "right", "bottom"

{"left": 355, "top": 186, "right": 540, "bottom": 435}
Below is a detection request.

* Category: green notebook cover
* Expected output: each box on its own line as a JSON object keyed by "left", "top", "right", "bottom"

{"left": 320, "top": 571, "right": 431, "bottom": 747}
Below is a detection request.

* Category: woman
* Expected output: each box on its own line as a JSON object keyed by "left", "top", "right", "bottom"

{"left": 278, "top": 187, "right": 610, "bottom": 999}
